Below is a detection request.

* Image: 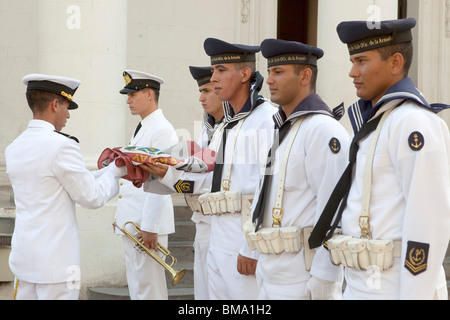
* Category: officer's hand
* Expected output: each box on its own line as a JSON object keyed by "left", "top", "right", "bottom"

{"left": 138, "top": 230, "right": 159, "bottom": 251}
{"left": 140, "top": 163, "right": 169, "bottom": 178}
{"left": 237, "top": 254, "right": 257, "bottom": 275}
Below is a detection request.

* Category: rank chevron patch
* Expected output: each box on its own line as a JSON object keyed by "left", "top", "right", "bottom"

{"left": 174, "top": 180, "right": 195, "bottom": 194}
{"left": 404, "top": 241, "right": 429, "bottom": 276}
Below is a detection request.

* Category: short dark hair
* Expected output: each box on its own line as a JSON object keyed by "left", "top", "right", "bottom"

{"left": 293, "top": 64, "right": 318, "bottom": 92}
{"left": 376, "top": 41, "right": 413, "bottom": 77}
{"left": 141, "top": 87, "right": 160, "bottom": 103}
{"left": 235, "top": 61, "right": 256, "bottom": 81}
{"left": 26, "top": 90, "right": 65, "bottom": 114}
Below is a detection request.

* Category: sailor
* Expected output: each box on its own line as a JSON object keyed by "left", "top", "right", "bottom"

{"left": 115, "top": 70, "right": 178, "bottom": 300}
{"left": 141, "top": 38, "right": 277, "bottom": 300}
{"left": 5, "top": 74, "right": 126, "bottom": 300}
{"left": 249, "top": 39, "right": 349, "bottom": 300}
{"left": 188, "top": 66, "right": 224, "bottom": 300}
{"left": 309, "top": 18, "right": 450, "bottom": 300}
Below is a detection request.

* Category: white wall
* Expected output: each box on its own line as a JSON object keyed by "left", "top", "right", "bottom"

{"left": 316, "top": 0, "right": 398, "bottom": 132}
{"left": 125, "top": 0, "right": 277, "bottom": 144}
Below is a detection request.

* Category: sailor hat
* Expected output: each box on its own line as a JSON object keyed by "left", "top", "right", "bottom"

{"left": 261, "top": 39, "right": 324, "bottom": 67}
{"left": 337, "top": 17, "right": 417, "bottom": 55}
{"left": 120, "top": 70, "right": 165, "bottom": 94}
{"left": 204, "top": 38, "right": 260, "bottom": 65}
{"left": 189, "top": 66, "right": 212, "bottom": 87}
{"left": 22, "top": 74, "right": 81, "bottom": 110}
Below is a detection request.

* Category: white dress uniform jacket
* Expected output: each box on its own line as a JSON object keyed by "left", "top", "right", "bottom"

{"left": 342, "top": 79, "right": 450, "bottom": 300}
{"left": 254, "top": 94, "right": 350, "bottom": 286}
{"left": 115, "top": 109, "right": 178, "bottom": 236}
{"left": 6, "top": 120, "right": 124, "bottom": 284}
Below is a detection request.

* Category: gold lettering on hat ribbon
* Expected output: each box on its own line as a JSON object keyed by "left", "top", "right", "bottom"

{"left": 348, "top": 35, "right": 393, "bottom": 54}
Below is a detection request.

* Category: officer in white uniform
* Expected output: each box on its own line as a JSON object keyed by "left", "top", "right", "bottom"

{"left": 141, "top": 38, "right": 277, "bottom": 300}
{"left": 309, "top": 18, "right": 450, "bottom": 300}
{"left": 115, "top": 70, "right": 178, "bottom": 300}
{"left": 6, "top": 74, "right": 126, "bottom": 300}
{"left": 187, "top": 66, "right": 224, "bottom": 300}
{"left": 250, "top": 39, "right": 349, "bottom": 300}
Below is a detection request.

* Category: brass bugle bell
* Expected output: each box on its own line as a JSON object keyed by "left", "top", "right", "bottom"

{"left": 114, "top": 221, "right": 186, "bottom": 286}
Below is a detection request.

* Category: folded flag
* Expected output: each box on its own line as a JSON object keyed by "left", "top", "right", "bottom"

{"left": 97, "top": 141, "right": 216, "bottom": 188}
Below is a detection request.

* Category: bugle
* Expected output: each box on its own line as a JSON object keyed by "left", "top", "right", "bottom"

{"left": 114, "top": 221, "right": 186, "bottom": 286}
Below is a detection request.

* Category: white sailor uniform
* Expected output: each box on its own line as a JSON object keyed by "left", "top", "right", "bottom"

{"left": 145, "top": 75, "right": 277, "bottom": 299}
{"left": 251, "top": 94, "right": 350, "bottom": 300}
{"left": 191, "top": 114, "right": 226, "bottom": 300}
{"left": 336, "top": 79, "right": 450, "bottom": 300}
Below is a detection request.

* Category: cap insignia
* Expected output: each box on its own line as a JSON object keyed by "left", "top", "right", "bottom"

{"left": 61, "top": 91, "right": 74, "bottom": 101}
{"left": 124, "top": 73, "right": 132, "bottom": 86}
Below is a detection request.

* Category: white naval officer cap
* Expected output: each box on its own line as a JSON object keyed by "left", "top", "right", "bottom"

{"left": 22, "top": 73, "right": 81, "bottom": 110}
{"left": 120, "top": 70, "right": 165, "bottom": 94}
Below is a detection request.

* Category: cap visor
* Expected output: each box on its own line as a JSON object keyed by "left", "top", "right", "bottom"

{"left": 120, "top": 88, "right": 138, "bottom": 94}
{"left": 69, "top": 101, "right": 78, "bottom": 110}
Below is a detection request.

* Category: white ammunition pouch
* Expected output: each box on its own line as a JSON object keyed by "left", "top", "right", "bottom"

{"left": 197, "top": 191, "right": 248, "bottom": 216}
{"left": 184, "top": 194, "right": 202, "bottom": 213}
{"left": 246, "top": 226, "right": 315, "bottom": 271}
{"left": 327, "top": 235, "right": 401, "bottom": 271}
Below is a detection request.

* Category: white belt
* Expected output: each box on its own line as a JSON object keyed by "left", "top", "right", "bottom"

{"left": 221, "top": 119, "right": 245, "bottom": 192}
{"left": 360, "top": 100, "right": 404, "bottom": 238}
{"left": 272, "top": 117, "right": 306, "bottom": 227}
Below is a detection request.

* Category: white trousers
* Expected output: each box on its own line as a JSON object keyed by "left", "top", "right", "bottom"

{"left": 257, "top": 276, "right": 308, "bottom": 300}
{"left": 14, "top": 278, "right": 80, "bottom": 300}
{"left": 194, "top": 221, "right": 210, "bottom": 300}
{"left": 207, "top": 248, "right": 259, "bottom": 300}
{"left": 343, "top": 266, "right": 449, "bottom": 300}
{"left": 121, "top": 234, "right": 168, "bottom": 300}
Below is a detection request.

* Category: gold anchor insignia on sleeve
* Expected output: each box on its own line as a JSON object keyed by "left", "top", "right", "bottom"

{"left": 408, "top": 131, "right": 425, "bottom": 151}
{"left": 329, "top": 138, "right": 341, "bottom": 154}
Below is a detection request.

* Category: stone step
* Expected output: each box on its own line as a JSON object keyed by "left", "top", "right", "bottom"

{"left": 87, "top": 286, "right": 130, "bottom": 300}
{"left": 86, "top": 286, "right": 194, "bottom": 300}
{"left": 170, "top": 220, "right": 195, "bottom": 242}
{"left": 165, "top": 261, "right": 194, "bottom": 289}
{"left": 173, "top": 204, "right": 193, "bottom": 221}
{"left": 167, "top": 240, "right": 194, "bottom": 265}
